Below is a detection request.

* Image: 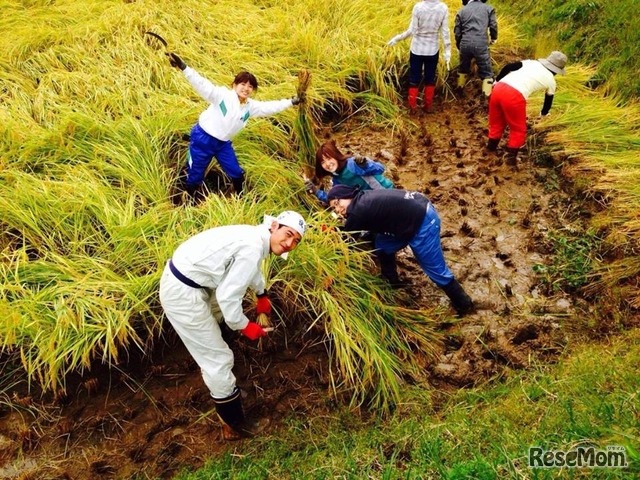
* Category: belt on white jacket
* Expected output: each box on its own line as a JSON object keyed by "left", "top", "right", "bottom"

{"left": 168, "top": 259, "right": 205, "bottom": 289}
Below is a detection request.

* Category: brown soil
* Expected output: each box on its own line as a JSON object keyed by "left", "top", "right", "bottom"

{"left": 0, "top": 79, "right": 583, "bottom": 479}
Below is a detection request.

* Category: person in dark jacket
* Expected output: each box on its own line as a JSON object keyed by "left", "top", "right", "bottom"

{"left": 454, "top": 0, "right": 498, "bottom": 97}
{"left": 327, "top": 185, "right": 474, "bottom": 316}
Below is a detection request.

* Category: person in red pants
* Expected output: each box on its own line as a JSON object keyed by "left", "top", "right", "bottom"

{"left": 387, "top": 0, "right": 452, "bottom": 114}
{"left": 487, "top": 51, "right": 567, "bottom": 165}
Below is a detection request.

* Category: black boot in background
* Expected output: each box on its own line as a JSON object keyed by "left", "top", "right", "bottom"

{"left": 231, "top": 175, "right": 245, "bottom": 195}
{"left": 440, "top": 278, "right": 475, "bottom": 316}
{"left": 184, "top": 182, "right": 207, "bottom": 205}
{"left": 486, "top": 138, "right": 499, "bottom": 152}
{"left": 504, "top": 147, "right": 519, "bottom": 167}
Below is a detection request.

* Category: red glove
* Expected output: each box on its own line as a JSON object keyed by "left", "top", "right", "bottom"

{"left": 256, "top": 293, "right": 272, "bottom": 315}
{"left": 241, "top": 322, "right": 267, "bottom": 341}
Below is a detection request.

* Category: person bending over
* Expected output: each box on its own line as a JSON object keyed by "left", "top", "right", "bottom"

{"left": 327, "top": 185, "right": 474, "bottom": 316}
{"left": 487, "top": 51, "right": 567, "bottom": 165}
{"left": 159, "top": 210, "right": 306, "bottom": 439}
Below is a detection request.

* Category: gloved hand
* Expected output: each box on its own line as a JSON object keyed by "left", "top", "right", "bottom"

{"left": 304, "top": 178, "right": 317, "bottom": 194}
{"left": 387, "top": 39, "right": 397, "bottom": 47}
{"left": 353, "top": 154, "right": 367, "bottom": 166}
{"left": 166, "top": 52, "right": 187, "bottom": 71}
{"left": 256, "top": 292, "right": 272, "bottom": 315}
{"left": 241, "top": 322, "right": 267, "bottom": 340}
{"left": 446, "top": 60, "right": 451, "bottom": 71}
{"left": 490, "top": 39, "right": 497, "bottom": 45}
{"left": 291, "top": 92, "right": 306, "bottom": 106}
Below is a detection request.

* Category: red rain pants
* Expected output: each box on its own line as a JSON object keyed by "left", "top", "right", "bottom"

{"left": 488, "top": 82, "right": 527, "bottom": 149}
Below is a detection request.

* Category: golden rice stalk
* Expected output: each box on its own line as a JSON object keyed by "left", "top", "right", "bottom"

{"left": 293, "top": 68, "right": 319, "bottom": 168}
{"left": 255, "top": 313, "right": 273, "bottom": 351}
{"left": 256, "top": 312, "right": 271, "bottom": 328}
{"left": 296, "top": 68, "right": 311, "bottom": 99}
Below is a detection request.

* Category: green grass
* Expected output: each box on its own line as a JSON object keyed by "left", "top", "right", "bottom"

{"left": 484, "top": 1, "right": 640, "bottom": 313}
{"left": 176, "top": 329, "right": 640, "bottom": 479}
{"left": 171, "top": 1, "right": 640, "bottom": 477}
{"left": 532, "top": 229, "right": 602, "bottom": 293}
{"left": 1, "top": 0, "right": 640, "bottom": 476}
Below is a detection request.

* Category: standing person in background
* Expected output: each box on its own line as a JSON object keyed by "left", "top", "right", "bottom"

{"left": 327, "top": 185, "right": 475, "bottom": 316}
{"left": 305, "top": 140, "right": 393, "bottom": 205}
{"left": 487, "top": 51, "right": 567, "bottom": 165}
{"left": 159, "top": 211, "right": 306, "bottom": 440}
{"left": 454, "top": 0, "right": 498, "bottom": 97}
{"left": 387, "top": 0, "right": 452, "bottom": 114}
{"left": 166, "top": 52, "right": 304, "bottom": 200}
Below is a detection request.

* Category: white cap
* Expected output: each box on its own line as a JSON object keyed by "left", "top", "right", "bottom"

{"left": 276, "top": 210, "right": 306, "bottom": 237}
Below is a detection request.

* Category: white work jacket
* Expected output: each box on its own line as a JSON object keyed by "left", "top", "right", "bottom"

{"left": 183, "top": 67, "right": 293, "bottom": 141}
{"left": 170, "top": 224, "right": 271, "bottom": 331}
{"left": 500, "top": 60, "right": 557, "bottom": 99}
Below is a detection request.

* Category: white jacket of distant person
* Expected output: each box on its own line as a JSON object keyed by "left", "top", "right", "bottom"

{"left": 159, "top": 211, "right": 306, "bottom": 402}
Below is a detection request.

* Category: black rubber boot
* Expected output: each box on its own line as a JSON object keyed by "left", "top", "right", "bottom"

{"left": 184, "top": 183, "right": 207, "bottom": 205}
{"left": 231, "top": 175, "right": 245, "bottom": 195}
{"left": 377, "top": 251, "right": 409, "bottom": 289}
{"left": 185, "top": 183, "right": 198, "bottom": 198}
{"left": 440, "top": 278, "right": 475, "bottom": 316}
{"left": 486, "top": 138, "right": 500, "bottom": 152}
{"left": 504, "top": 147, "right": 519, "bottom": 167}
{"left": 213, "top": 388, "right": 267, "bottom": 440}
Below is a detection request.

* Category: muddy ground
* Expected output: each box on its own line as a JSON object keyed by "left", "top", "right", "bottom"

{"left": 0, "top": 78, "right": 586, "bottom": 479}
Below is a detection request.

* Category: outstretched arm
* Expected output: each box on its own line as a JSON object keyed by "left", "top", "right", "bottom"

{"left": 388, "top": 7, "right": 416, "bottom": 46}
{"left": 182, "top": 67, "right": 227, "bottom": 104}
{"left": 249, "top": 97, "right": 295, "bottom": 117}
{"left": 348, "top": 157, "right": 385, "bottom": 176}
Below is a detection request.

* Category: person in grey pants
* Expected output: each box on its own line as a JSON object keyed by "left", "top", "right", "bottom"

{"left": 454, "top": 0, "right": 498, "bottom": 97}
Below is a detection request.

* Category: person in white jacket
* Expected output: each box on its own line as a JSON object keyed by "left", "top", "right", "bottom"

{"left": 387, "top": 0, "right": 452, "bottom": 113}
{"left": 159, "top": 210, "right": 307, "bottom": 439}
{"left": 166, "top": 52, "right": 304, "bottom": 198}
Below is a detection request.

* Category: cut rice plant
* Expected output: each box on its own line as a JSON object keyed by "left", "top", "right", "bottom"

{"left": 264, "top": 215, "right": 442, "bottom": 411}
{"left": 293, "top": 69, "right": 320, "bottom": 167}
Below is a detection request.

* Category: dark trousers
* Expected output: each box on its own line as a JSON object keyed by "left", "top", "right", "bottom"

{"left": 409, "top": 51, "right": 439, "bottom": 87}
{"left": 458, "top": 42, "right": 493, "bottom": 79}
